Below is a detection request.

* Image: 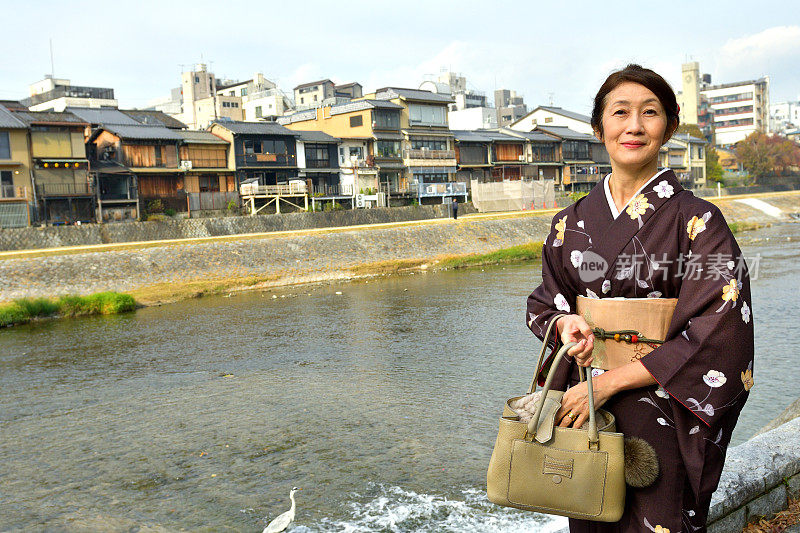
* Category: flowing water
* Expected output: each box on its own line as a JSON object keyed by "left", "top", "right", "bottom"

{"left": 1, "top": 223, "right": 798, "bottom": 532}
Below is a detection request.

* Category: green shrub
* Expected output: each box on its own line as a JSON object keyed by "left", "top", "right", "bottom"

{"left": 146, "top": 214, "right": 169, "bottom": 222}
{"left": 0, "top": 292, "right": 137, "bottom": 328}
{"left": 569, "top": 191, "right": 588, "bottom": 203}
{"left": 226, "top": 200, "right": 237, "bottom": 211}
{"left": 164, "top": 208, "right": 177, "bottom": 217}
{"left": 146, "top": 199, "right": 164, "bottom": 214}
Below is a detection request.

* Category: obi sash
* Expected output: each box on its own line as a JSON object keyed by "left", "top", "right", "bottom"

{"left": 576, "top": 296, "right": 677, "bottom": 370}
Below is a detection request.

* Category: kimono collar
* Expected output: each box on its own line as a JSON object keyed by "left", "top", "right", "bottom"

{"left": 604, "top": 168, "right": 671, "bottom": 220}
{"left": 583, "top": 169, "right": 684, "bottom": 291}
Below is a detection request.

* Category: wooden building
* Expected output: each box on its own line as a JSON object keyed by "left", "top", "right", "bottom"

{"left": 10, "top": 109, "right": 92, "bottom": 224}
{"left": 0, "top": 104, "right": 32, "bottom": 227}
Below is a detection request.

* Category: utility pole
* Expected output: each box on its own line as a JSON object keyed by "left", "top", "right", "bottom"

{"left": 49, "top": 38, "right": 55, "bottom": 77}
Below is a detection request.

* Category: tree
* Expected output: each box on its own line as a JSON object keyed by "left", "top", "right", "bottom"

{"left": 705, "top": 147, "right": 724, "bottom": 183}
{"left": 735, "top": 132, "right": 776, "bottom": 184}
{"left": 676, "top": 124, "right": 704, "bottom": 139}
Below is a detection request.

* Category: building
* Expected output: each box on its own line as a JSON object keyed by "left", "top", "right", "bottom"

{"left": 10, "top": 109, "right": 91, "bottom": 224}
{"left": 295, "top": 130, "right": 343, "bottom": 198}
{"left": 535, "top": 125, "right": 608, "bottom": 192}
{"left": 495, "top": 89, "right": 528, "bottom": 128}
{"left": 770, "top": 100, "right": 800, "bottom": 134}
{"left": 278, "top": 99, "right": 405, "bottom": 200}
{"left": 670, "top": 133, "right": 707, "bottom": 188}
{"left": 418, "top": 71, "right": 496, "bottom": 130}
{"left": 510, "top": 106, "right": 594, "bottom": 135}
{"left": 503, "top": 129, "right": 563, "bottom": 181}
{"left": 448, "top": 107, "right": 498, "bottom": 131}
{"left": 0, "top": 105, "right": 33, "bottom": 227}
{"left": 678, "top": 62, "right": 770, "bottom": 146}
{"left": 216, "top": 73, "right": 294, "bottom": 121}
{"left": 208, "top": 121, "right": 299, "bottom": 186}
{"left": 22, "top": 76, "right": 117, "bottom": 112}
{"left": 368, "top": 87, "right": 465, "bottom": 204}
{"left": 334, "top": 83, "right": 363, "bottom": 99}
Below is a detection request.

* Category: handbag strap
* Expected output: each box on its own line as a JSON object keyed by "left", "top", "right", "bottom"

{"left": 527, "top": 313, "right": 566, "bottom": 395}
{"left": 527, "top": 342, "right": 600, "bottom": 449}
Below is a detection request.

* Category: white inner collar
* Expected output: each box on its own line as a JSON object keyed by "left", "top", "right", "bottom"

{"left": 604, "top": 168, "right": 670, "bottom": 220}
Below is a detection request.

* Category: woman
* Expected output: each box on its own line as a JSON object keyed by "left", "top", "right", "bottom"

{"left": 526, "top": 64, "right": 754, "bottom": 532}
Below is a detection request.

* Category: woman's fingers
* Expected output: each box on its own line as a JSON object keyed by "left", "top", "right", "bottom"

{"left": 572, "top": 411, "right": 589, "bottom": 430}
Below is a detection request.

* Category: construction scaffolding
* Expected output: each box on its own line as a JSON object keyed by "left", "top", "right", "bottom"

{"left": 470, "top": 179, "right": 556, "bottom": 213}
{"left": 240, "top": 182, "right": 308, "bottom": 215}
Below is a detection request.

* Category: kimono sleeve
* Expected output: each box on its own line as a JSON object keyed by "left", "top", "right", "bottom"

{"left": 639, "top": 204, "right": 754, "bottom": 429}
{"left": 526, "top": 213, "right": 578, "bottom": 382}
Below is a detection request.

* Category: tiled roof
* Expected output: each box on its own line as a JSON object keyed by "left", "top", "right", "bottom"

{"left": 295, "top": 130, "right": 339, "bottom": 143}
{"left": 294, "top": 79, "right": 334, "bottom": 90}
{"left": 502, "top": 130, "right": 559, "bottom": 142}
{"left": 451, "top": 130, "right": 494, "bottom": 142}
{"left": 536, "top": 106, "right": 591, "bottom": 123}
{"left": 535, "top": 125, "right": 598, "bottom": 141}
{"left": 122, "top": 110, "right": 187, "bottom": 129}
{"left": 177, "top": 130, "right": 229, "bottom": 144}
{"left": 66, "top": 107, "right": 140, "bottom": 125}
{"left": 375, "top": 87, "right": 454, "bottom": 104}
{"left": 103, "top": 124, "right": 183, "bottom": 141}
{"left": 672, "top": 133, "right": 707, "bottom": 144}
{"left": 472, "top": 130, "right": 525, "bottom": 142}
{"left": 329, "top": 99, "right": 403, "bottom": 115}
{"left": 0, "top": 105, "right": 26, "bottom": 129}
{"left": 210, "top": 120, "right": 299, "bottom": 136}
{"left": 10, "top": 110, "right": 87, "bottom": 126}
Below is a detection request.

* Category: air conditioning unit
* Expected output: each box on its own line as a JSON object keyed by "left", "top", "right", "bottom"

{"left": 179, "top": 160, "right": 193, "bottom": 170}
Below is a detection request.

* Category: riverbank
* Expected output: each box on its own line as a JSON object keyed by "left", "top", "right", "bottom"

{"left": 0, "top": 292, "right": 136, "bottom": 327}
{"left": 0, "top": 190, "right": 798, "bottom": 309}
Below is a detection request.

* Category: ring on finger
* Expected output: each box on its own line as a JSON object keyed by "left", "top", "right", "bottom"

{"left": 566, "top": 411, "right": 576, "bottom": 421}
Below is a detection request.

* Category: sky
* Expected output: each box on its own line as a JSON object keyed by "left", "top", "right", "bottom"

{"left": 1, "top": 0, "right": 799, "bottom": 115}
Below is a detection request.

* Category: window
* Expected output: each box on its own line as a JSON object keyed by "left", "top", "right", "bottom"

{"left": 195, "top": 76, "right": 199, "bottom": 83}
{"left": 531, "top": 143, "right": 557, "bottom": 162}
{"left": 241, "top": 88, "right": 248, "bottom": 96}
{"left": 411, "top": 139, "right": 447, "bottom": 150}
{"left": 0, "top": 170, "right": 12, "bottom": 198}
{"left": 414, "top": 172, "right": 448, "bottom": 183}
{"left": 376, "top": 141, "right": 401, "bottom": 158}
{"left": 229, "top": 91, "right": 235, "bottom": 96}
{"left": 350, "top": 115, "right": 364, "bottom": 127}
{"left": 154, "top": 146, "right": 163, "bottom": 166}
{"left": 409, "top": 104, "right": 446, "bottom": 126}
{"left": 545, "top": 117, "right": 553, "bottom": 123}
{"left": 255, "top": 106, "right": 263, "bottom": 118}
{"left": 563, "top": 140, "right": 590, "bottom": 160}
{"left": 0, "top": 132, "right": 10, "bottom": 159}
{"left": 199, "top": 175, "right": 220, "bottom": 192}
{"left": 305, "top": 144, "right": 330, "bottom": 168}
{"left": 300, "top": 97, "right": 304, "bottom": 104}
{"left": 373, "top": 110, "right": 400, "bottom": 129}
{"left": 348, "top": 146, "right": 363, "bottom": 160}
{"left": 313, "top": 95, "right": 318, "bottom": 102}
{"left": 244, "top": 140, "right": 258, "bottom": 154}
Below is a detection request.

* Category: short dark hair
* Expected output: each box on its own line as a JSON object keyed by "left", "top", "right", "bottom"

{"left": 591, "top": 64, "right": 680, "bottom": 139}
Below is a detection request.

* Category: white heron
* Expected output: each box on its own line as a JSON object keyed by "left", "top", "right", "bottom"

{"left": 262, "top": 487, "right": 300, "bottom": 533}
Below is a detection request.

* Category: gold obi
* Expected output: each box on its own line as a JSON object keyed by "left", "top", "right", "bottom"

{"left": 576, "top": 296, "right": 677, "bottom": 370}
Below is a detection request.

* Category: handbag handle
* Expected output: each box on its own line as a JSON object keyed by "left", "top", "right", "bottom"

{"left": 527, "top": 342, "right": 600, "bottom": 449}
{"left": 527, "top": 313, "right": 567, "bottom": 395}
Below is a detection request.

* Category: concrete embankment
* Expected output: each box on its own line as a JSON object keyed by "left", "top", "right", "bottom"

{"left": 0, "top": 190, "right": 798, "bottom": 305}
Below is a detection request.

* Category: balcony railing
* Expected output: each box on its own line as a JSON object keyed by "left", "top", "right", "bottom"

{"left": 404, "top": 149, "right": 456, "bottom": 160}
{"left": 417, "top": 181, "right": 468, "bottom": 197}
{"left": 236, "top": 153, "right": 295, "bottom": 167}
{"left": 36, "top": 182, "right": 92, "bottom": 197}
{"left": 668, "top": 155, "right": 685, "bottom": 167}
{"left": 23, "top": 85, "right": 115, "bottom": 106}
{"left": 240, "top": 182, "right": 308, "bottom": 196}
{"left": 1, "top": 185, "right": 22, "bottom": 199}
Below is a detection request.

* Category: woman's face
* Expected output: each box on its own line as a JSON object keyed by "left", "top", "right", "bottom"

{"left": 596, "top": 81, "right": 669, "bottom": 171}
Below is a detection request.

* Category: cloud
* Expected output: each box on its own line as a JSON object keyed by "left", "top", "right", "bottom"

{"left": 716, "top": 25, "right": 800, "bottom": 80}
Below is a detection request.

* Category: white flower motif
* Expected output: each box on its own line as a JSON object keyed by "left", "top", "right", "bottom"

{"left": 727, "top": 260, "right": 735, "bottom": 270}
{"left": 741, "top": 301, "right": 751, "bottom": 324}
{"left": 577, "top": 220, "right": 585, "bottom": 229}
{"left": 651, "top": 261, "right": 660, "bottom": 270}
{"left": 586, "top": 288, "right": 599, "bottom": 299}
{"left": 657, "top": 417, "right": 668, "bottom": 426}
{"left": 570, "top": 250, "right": 583, "bottom": 268}
{"left": 703, "top": 370, "right": 727, "bottom": 388}
{"left": 528, "top": 312, "right": 538, "bottom": 329}
{"left": 689, "top": 426, "right": 699, "bottom": 435}
{"left": 554, "top": 293, "right": 570, "bottom": 312}
{"left": 616, "top": 267, "right": 632, "bottom": 280}
{"left": 647, "top": 291, "right": 662, "bottom": 298}
{"left": 653, "top": 180, "right": 674, "bottom": 198}
{"left": 591, "top": 368, "right": 605, "bottom": 377}
{"left": 655, "top": 387, "right": 669, "bottom": 398}
{"left": 602, "top": 280, "right": 611, "bottom": 294}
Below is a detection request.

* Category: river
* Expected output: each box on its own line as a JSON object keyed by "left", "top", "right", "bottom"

{"left": 1, "top": 222, "right": 798, "bottom": 532}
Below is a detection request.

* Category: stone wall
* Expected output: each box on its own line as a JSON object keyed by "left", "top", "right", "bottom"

{"left": 0, "top": 203, "right": 478, "bottom": 252}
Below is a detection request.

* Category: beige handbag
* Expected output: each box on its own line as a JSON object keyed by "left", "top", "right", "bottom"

{"left": 487, "top": 317, "right": 626, "bottom": 522}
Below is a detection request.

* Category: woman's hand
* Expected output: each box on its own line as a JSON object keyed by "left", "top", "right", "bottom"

{"left": 555, "top": 372, "right": 617, "bottom": 429}
{"left": 556, "top": 314, "right": 595, "bottom": 367}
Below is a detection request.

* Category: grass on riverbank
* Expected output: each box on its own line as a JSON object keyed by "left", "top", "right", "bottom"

{"left": 728, "top": 221, "right": 766, "bottom": 233}
{"left": 0, "top": 292, "right": 136, "bottom": 327}
{"left": 126, "top": 274, "right": 281, "bottom": 306}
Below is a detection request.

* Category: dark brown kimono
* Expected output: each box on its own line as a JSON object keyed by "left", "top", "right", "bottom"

{"left": 526, "top": 170, "right": 754, "bottom": 533}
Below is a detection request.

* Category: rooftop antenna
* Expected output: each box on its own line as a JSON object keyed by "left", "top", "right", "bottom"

{"left": 49, "top": 38, "right": 55, "bottom": 77}
{"left": 548, "top": 92, "right": 555, "bottom": 106}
